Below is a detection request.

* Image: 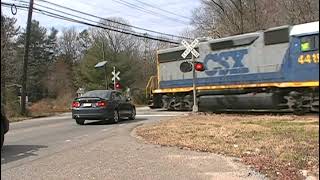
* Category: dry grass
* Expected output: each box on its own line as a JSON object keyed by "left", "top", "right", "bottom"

{"left": 136, "top": 114, "right": 319, "bottom": 180}
{"left": 28, "top": 95, "right": 72, "bottom": 118}
{"left": 6, "top": 96, "right": 72, "bottom": 122}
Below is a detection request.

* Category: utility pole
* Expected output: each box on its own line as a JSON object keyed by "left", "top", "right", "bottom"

{"left": 20, "top": 0, "right": 34, "bottom": 115}
{"left": 101, "top": 38, "right": 108, "bottom": 90}
{"left": 143, "top": 33, "right": 147, "bottom": 82}
{"left": 1, "top": 3, "right": 6, "bottom": 105}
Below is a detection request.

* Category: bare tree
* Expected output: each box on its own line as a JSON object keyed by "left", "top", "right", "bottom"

{"left": 279, "top": 0, "right": 319, "bottom": 24}
{"left": 192, "top": 0, "right": 319, "bottom": 38}
{"left": 90, "top": 18, "right": 141, "bottom": 60}
{"left": 56, "top": 27, "right": 91, "bottom": 95}
{"left": 58, "top": 27, "right": 82, "bottom": 64}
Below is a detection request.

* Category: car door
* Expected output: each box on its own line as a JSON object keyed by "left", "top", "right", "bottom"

{"left": 115, "top": 92, "right": 126, "bottom": 117}
{"left": 109, "top": 92, "right": 119, "bottom": 112}
{"left": 118, "top": 92, "right": 132, "bottom": 116}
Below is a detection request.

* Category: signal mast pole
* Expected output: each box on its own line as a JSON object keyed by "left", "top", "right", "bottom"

{"left": 113, "top": 67, "right": 115, "bottom": 90}
{"left": 181, "top": 39, "right": 200, "bottom": 112}
{"left": 192, "top": 55, "right": 198, "bottom": 112}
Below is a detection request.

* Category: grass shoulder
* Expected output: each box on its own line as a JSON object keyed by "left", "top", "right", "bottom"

{"left": 135, "top": 113, "right": 319, "bottom": 180}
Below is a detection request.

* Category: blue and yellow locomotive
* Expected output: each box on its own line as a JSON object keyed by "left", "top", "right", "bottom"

{"left": 146, "top": 21, "right": 319, "bottom": 114}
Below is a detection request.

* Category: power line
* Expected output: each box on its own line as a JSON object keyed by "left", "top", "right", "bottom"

{"left": 1, "top": 2, "right": 180, "bottom": 44}
{"left": 131, "top": 0, "right": 192, "bottom": 21}
{"left": 2, "top": 3, "right": 179, "bottom": 44}
{"left": 16, "top": 0, "right": 184, "bottom": 41}
{"left": 112, "top": 0, "right": 189, "bottom": 24}
{"left": 34, "top": 0, "right": 191, "bottom": 40}
{"left": 18, "top": 0, "right": 137, "bottom": 34}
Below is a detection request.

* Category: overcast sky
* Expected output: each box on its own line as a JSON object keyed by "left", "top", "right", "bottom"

{"left": 2, "top": 0, "right": 201, "bottom": 36}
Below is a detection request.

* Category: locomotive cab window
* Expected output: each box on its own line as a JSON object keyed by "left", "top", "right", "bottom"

{"left": 158, "top": 48, "right": 199, "bottom": 63}
{"left": 301, "top": 35, "right": 318, "bottom": 52}
{"left": 264, "top": 27, "right": 289, "bottom": 45}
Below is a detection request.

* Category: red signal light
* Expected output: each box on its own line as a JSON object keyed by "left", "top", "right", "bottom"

{"left": 115, "top": 82, "right": 121, "bottom": 89}
{"left": 194, "top": 62, "right": 205, "bottom": 72}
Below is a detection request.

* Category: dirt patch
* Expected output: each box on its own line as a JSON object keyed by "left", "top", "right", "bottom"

{"left": 135, "top": 114, "right": 319, "bottom": 180}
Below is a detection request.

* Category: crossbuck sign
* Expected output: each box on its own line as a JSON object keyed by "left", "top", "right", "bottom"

{"left": 181, "top": 39, "right": 200, "bottom": 59}
{"left": 112, "top": 67, "right": 120, "bottom": 82}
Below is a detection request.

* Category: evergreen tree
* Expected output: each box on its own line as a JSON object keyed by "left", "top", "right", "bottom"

{"left": 16, "top": 20, "right": 58, "bottom": 102}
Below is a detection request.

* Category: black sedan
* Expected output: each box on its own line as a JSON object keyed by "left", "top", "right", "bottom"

{"left": 71, "top": 90, "right": 136, "bottom": 125}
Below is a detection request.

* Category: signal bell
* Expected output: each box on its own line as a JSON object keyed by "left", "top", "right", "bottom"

{"left": 180, "top": 61, "right": 193, "bottom": 73}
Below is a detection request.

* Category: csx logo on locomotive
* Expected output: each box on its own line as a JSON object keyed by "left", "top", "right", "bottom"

{"left": 204, "top": 49, "right": 249, "bottom": 76}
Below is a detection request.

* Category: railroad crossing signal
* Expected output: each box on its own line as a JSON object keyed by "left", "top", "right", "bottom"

{"left": 181, "top": 39, "right": 200, "bottom": 59}
{"left": 112, "top": 67, "right": 121, "bottom": 90}
{"left": 181, "top": 39, "right": 200, "bottom": 113}
{"left": 112, "top": 69, "right": 120, "bottom": 82}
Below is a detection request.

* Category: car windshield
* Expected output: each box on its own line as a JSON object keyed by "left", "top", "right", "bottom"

{"left": 81, "top": 90, "right": 111, "bottom": 99}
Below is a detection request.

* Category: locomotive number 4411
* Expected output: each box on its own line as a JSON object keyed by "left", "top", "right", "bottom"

{"left": 298, "top": 53, "right": 319, "bottom": 64}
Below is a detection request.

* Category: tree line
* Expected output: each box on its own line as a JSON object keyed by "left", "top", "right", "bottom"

{"left": 1, "top": 16, "right": 170, "bottom": 116}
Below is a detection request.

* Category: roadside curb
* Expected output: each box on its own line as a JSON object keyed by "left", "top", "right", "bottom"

{"left": 136, "top": 106, "right": 150, "bottom": 110}
{"left": 10, "top": 112, "right": 71, "bottom": 123}
{"left": 130, "top": 124, "right": 147, "bottom": 143}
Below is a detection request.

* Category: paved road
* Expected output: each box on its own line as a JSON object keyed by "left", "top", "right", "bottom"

{"left": 1, "top": 108, "right": 265, "bottom": 180}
